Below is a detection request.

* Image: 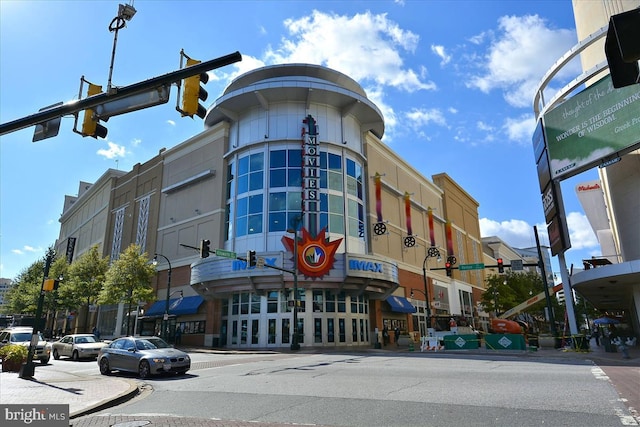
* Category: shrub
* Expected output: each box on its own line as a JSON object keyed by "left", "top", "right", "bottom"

{"left": 0, "top": 344, "right": 28, "bottom": 363}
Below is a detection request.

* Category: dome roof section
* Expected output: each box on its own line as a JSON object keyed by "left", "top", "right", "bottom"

{"left": 205, "top": 63, "right": 384, "bottom": 138}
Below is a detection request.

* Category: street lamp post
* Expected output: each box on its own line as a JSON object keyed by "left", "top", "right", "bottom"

{"left": 287, "top": 216, "right": 302, "bottom": 351}
{"left": 153, "top": 253, "right": 172, "bottom": 341}
{"left": 422, "top": 246, "right": 441, "bottom": 335}
{"left": 19, "top": 248, "right": 55, "bottom": 379}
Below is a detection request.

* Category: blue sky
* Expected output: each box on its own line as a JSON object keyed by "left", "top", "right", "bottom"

{"left": 0, "top": 0, "right": 600, "bottom": 281}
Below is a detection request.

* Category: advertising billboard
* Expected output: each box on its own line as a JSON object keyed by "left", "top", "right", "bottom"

{"left": 543, "top": 75, "right": 640, "bottom": 180}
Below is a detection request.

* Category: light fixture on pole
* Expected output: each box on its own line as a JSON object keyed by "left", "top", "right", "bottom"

{"left": 422, "top": 246, "right": 441, "bottom": 335}
{"left": 286, "top": 215, "right": 302, "bottom": 351}
{"left": 107, "top": 3, "right": 137, "bottom": 93}
{"left": 153, "top": 253, "right": 172, "bottom": 341}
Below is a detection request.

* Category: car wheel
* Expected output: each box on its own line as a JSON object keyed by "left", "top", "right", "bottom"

{"left": 53, "top": 349, "right": 60, "bottom": 360}
{"left": 72, "top": 350, "right": 79, "bottom": 361}
{"left": 99, "top": 358, "right": 111, "bottom": 375}
{"left": 138, "top": 360, "right": 151, "bottom": 378}
{"left": 40, "top": 357, "right": 50, "bottom": 365}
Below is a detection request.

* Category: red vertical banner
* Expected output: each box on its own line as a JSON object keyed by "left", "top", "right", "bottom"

{"left": 428, "top": 207, "right": 436, "bottom": 247}
{"left": 375, "top": 173, "right": 383, "bottom": 223}
{"left": 404, "top": 192, "right": 412, "bottom": 236}
{"left": 445, "top": 220, "right": 454, "bottom": 255}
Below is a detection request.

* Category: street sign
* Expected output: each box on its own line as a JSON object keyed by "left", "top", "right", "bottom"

{"left": 511, "top": 259, "right": 523, "bottom": 271}
{"left": 215, "top": 249, "right": 237, "bottom": 259}
{"left": 459, "top": 263, "right": 485, "bottom": 271}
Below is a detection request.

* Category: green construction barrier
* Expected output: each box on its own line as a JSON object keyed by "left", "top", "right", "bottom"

{"left": 443, "top": 334, "right": 479, "bottom": 350}
{"left": 485, "top": 333, "right": 526, "bottom": 350}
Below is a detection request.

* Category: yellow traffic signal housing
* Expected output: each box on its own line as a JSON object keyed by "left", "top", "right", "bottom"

{"left": 181, "top": 58, "right": 209, "bottom": 119}
{"left": 43, "top": 278, "right": 59, "bottom": 291}
{"left": 81, "top": 83, "right": 108, "bottom": 138}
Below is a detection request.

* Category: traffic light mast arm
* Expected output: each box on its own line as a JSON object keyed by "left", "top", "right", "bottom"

{"left": 431, "top": 263, "right": 541, "bottom": 270}
{"left": 0, "top": 51, "right": 242, "bottom": 137}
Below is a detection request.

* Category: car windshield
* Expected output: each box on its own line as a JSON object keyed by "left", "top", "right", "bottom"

{"left": 76, "top": 336, "right": 98, "bottom": 344}
{"left": 135, "top": 337, "right": 171, "bottom": 350}
{"left": 11, "top": 332, "right": 32, "bottom": 342}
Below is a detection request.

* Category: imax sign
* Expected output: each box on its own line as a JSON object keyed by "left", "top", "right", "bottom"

{"left": 348, "top": 259, "right": 383, "bottom": 273}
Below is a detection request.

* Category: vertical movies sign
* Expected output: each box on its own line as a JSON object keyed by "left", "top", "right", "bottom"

{"left": 543, "top": 75, "right": 640, "bottom": 180}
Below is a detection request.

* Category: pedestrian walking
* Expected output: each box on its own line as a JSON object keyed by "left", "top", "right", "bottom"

{"left": 592, "top": 326, "right": 600, "bottom": 346}
{"left": 394, "top": 326, "right": 400, "bottom": 346}
{"left": 382, "top": 325, "right": 389, "bottom": 346}
{"left": 175, "top": 326, "right": 182, "bottom": 345}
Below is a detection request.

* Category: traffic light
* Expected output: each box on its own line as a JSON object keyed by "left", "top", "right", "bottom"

{"left": 43, "top": 278, "right": 60, "bottom": 292}
{"left": 247, "top": 250, "right": 257, "bottom": 267}
{"left": 81, "top": 83, "right": 108, "bottom": 139}
{"left": 497, "top": 258, "right": 504, "bottom": 273}
{"left": 181, "top": 58, "right": 209, "bottom": 119}
{"left": 605, "top": 9, "right": 640, "bottom": 88}
{"left": 199, "top": 239, "right": 210, "bottom": 258}
{"left": 445, "top": 261, "right": 452, "bottom": 277}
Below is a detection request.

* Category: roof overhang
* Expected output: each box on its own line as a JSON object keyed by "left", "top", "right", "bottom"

{"left": 571, "top": 259, "right": 640, "bottom": 310}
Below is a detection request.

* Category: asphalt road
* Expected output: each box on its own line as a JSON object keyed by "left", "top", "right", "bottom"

{"left": 73, "top": 351, "right": 638, "bottom": 427}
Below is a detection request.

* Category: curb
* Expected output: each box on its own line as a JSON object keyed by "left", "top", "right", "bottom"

{"left": 70, "top": 379, "right": 140, "bottom": 419}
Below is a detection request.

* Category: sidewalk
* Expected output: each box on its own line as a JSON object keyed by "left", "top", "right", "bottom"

{"left": 0, "top": 341, "right": 637, "bottom": 426}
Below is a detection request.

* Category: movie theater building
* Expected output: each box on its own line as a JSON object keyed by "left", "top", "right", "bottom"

{"left": 152, "top": 64, "right": 485, "bottom": 348}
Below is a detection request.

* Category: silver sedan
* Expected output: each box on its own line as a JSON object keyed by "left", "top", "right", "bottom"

{"left": 51, "top": 334, "right": 107, "bottom": 360}
{"left": 97, "top": 336, "right": 190, "bottom": 378}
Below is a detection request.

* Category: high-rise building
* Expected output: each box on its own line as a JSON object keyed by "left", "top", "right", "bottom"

{"left": 534, "top": 0, "right": 639, "bottom": 334}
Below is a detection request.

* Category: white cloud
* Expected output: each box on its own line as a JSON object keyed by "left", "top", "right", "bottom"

{"left": 263, "top": 10, "right": 435, "bottom": 93}
{"left": 479, "top": 218, "right": 536, "bottom": 248}
{"left": 467, "top": 14, "right": 578, "bottom": 108}
{"left": 431, "top": 44, "right": 451, "bottom": 66}
{"left": 503, "top": 114, "right": 536, "bottom": 144}
{"left": 566, "top": 211, "right": 599, "bottom": 250}
{"left": 12, "top": 245, "right": 39, "bottom": 256}
{"left": 131, "top": 138, "right": 142, "bottom": 147}
{"left": 406, "top": 107, "right": 447, "bottom": 128}
{"left": 167, "top": 119, "right": 176, "bottom": 126}
{"left": 477, "top": 121, "right": 494, "bottom": 132}
{"left": 480, "top": 211, "right": 599, "bottom": 252}
{"left": 97, "top": 141, "right": 126, "bottom": 160}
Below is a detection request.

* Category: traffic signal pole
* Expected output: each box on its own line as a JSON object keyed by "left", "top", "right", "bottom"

{"left": 19, "top": 248, "right": 55, "bottom": 379}
{"left": 0, "top": 52, "right": 242, "bottom": 137}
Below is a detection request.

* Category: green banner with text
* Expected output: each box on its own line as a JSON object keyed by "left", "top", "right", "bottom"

{"left": 543, "top": 75, "right": 640, "bottom": 180}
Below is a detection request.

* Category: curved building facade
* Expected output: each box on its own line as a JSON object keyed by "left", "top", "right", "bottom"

{"left": 151, "top": 63, "right": 485, "bottom": 349}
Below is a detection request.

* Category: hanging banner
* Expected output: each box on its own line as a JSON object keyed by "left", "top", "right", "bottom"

{"left": 445, "top": 220, "right": 454, "bottom": 260}
{"left": 428, "top": 207, "right": 436, "bottom": 247}
{"left": 373, "top": 173, "right": 386, "bottom": 235}
{"left": 403, "top": 192, "right": 415, "bottom": 247}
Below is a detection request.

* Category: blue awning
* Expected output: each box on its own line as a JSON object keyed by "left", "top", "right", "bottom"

{"left": 386, "top": 296, "right": 416, "bottom": 313}
{"left": 145, "top": 295, "right": 204, "bottom": 316}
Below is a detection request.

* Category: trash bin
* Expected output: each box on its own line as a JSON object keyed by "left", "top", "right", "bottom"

{"left": 572, "top": 334, "right": 589, "bottom": 351}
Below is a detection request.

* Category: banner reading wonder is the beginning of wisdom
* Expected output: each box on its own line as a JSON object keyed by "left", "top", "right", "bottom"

{"left": 543, "top": 75, "right": 640, "bottom": 180}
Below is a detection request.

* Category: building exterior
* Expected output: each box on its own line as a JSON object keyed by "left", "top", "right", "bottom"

{"left": 54, "top": 169, "right": 125, "bottom": 334}
{"left": 534, "top": 0, "right": 640, "bottom": 335}
{"left": 0, "top": 278, "right": 12, "bottom": 313}
{"left": 130, "top": 63, "right": 486, "bottom": 349}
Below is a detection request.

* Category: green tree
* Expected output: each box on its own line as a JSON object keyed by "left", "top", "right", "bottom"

{"left": 4, "top": 258, "right": 45, "bottom": 315}
{"left": 99, "top": 244, "right": 156, "bottom": 335}
{"left": 481, "top": 270, "right": 546, "bottom": 316}
{"left": 59, "top": 245, "right": 109, "bottom": 333}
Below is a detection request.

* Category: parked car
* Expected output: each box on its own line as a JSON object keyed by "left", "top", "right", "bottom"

{"left": 51, "top": 334, "right": 107, "bottom": 360}
{"left": 0, "top": 327, "right": 50, "bottom": 364}
{"left": 97, "top": 336, "right": 190, "bottom": 378}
